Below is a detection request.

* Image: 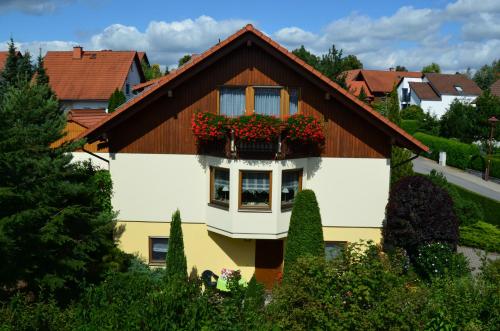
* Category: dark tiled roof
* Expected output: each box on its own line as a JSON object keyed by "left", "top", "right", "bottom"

{"left": 425, "top": 73, "right": 482, "bottom": 96}
{"left": 409, "top": 82, "right": 441, "bottom": 101}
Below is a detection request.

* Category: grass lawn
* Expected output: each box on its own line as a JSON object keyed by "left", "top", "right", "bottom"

{"left": 450, "top": 183, "right": 500, "bottom": 227}
{"left": 460, "top": 221, "right": 500, "bottom": 253}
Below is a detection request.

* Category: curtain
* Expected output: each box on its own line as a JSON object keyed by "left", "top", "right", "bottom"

{"left": 289, "top": 88, "right": 299, "bottom": 115}
{"left": 242, "top": 172, "right": 270, "bottom": 193}
{"left": 282, "top": 171, "right": 299, "bottom": 193}
{"left": 220, "top": 87, "right": 245, "bottom": 116}
{"left": 254, "top": 88, "right": 280, "bottom": 116}
{"left": 214, "top": 169, "right": 230, "bottom": 195}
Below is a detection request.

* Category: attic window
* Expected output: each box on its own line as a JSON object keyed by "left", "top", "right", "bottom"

{"left": 455, "top": 85, "right": 463, "bottom": 92}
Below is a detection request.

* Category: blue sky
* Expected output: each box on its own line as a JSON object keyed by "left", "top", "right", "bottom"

{"left": 1, "top": 0, "right": 499, "bottom": 71}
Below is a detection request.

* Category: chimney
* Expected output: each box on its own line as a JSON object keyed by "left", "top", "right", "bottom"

{"left": 73, "top": 46, "right": 83, "bottom": 59}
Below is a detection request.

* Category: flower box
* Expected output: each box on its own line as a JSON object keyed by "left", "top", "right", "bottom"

{"left": 284, "top": 114, "right": 325, "bottom": 144}
{"left": 191, "top": 112, "right": 228, "bottom": 142}
{"left": 231, "top": 114, "right": 281, "bottom": 142}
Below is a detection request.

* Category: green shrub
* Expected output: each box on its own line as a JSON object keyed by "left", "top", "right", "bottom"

{"left": 384, "top": 176, "right": 459, "bottom": 257}
{"left": 470, "top": 154, "right": 500, "bottom": 179}
{"left": 400, "top": 119, "right": 419, "bottom": 135}
{"left": 414, "top": 243, "right": 470, "bottom": 280}
{"left": 283, "top": 189, "right": 324, "bottom": 280}
{"left": 414, "top": 132, "right": 480, "bottom": 169}
{"left": 427, "top": 170, "right": 483, "bottom": 226}
{"left": 401, "top": 105, "right": 425, "bottom": 120}
{"left": 452, "top": 184, "right": 500, "bottom": 227}
{"left": 460, "top": 221, "right": 500, "bottom": 252}
{"left": 166, "top": 209, "right": 187, "bottom": 280}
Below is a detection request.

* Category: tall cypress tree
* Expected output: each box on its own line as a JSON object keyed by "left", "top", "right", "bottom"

{"left": 166, "top": 209, "right": 187, "bottom": 280}
{"left": 0, "top": 76, "right": 119, "bottom": 302}
{"left": 283, "top": 190, "right": 324, "bottom": 281}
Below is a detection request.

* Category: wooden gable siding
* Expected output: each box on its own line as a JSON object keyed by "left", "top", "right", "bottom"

{"left": 108, "top": 44, "right": 390, "bottom": 158}
{"left": 52, "top": 121, "right": 108, "bottom": 153}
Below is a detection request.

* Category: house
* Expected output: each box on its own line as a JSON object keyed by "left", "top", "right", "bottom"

{"left": 398, "top": 73, "right": 482, "bottom": 118}
{"left": 345, "top": 69, "right": 421, "bottom": 103}
{"left": 491, "top": 79, "right": 500, "bottom": 98}
{"left": 78, "top": 24, "right": 427, "bottom": 288}
{"left": 43, "top": 46, "right": 146, "bottom": 111}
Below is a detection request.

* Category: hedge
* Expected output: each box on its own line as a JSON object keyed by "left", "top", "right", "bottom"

{"left": 470, "top": 155, "right": 500, "bottom": 179}
{"left": 414, "top": 133, "right": 480, "bottom": 170}
{"left": 460, "top": 221, "right": 500, "bottom": 252}
{"left": 451, "top": 183, "right": 500, "bottom": 227}
{"left": 400, "top": 120, "right": 419, "bottom": 135}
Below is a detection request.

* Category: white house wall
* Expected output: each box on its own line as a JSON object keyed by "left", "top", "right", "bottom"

{"left": 109, "top": 154, "right": 390, "bottom": 238}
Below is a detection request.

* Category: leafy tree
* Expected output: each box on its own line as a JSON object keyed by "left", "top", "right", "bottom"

{"left": 418, "top": 111, "right": 440, "bottom": 136}
{"left": 440, "top": 99, "right": 477, "bottom": 143}
{"left": 383, "top": 176, "right": 459, "bottom": 258}
{"left": 178, "top": 54, "right": 192, "bottom": 67}
{"left": 0, "top": 78, "right": 121, "bottom": 302}
{"left": 473, "top": 59, "right": 500, "bottom": 90}
{"left": 283, "top": 190, "right": 324, "bottom": 280}
{"left": 166, "top": 209, "right": 187, "bottom": 280}
{"left": 401, "top": 105, "right": 424, "bottom": 120}
{"left": 292, "top": 45, "right": 320, "bottom": 68}
{"left": 474, "top": 90, "right": 500, "bottom": 142}
{"left": 107, "top": 88, "right": 126, "bottom": 113}
{"left": 395, "top": 65, "right": 408, "bottom": 72}
{"left": 141, "top": 59, "right": 163, "bottom": 81}
{"left": 422, "top": 63, "right": 441, "bottom": 74}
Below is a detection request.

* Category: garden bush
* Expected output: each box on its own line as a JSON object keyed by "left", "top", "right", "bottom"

{"left": 470, "top": 154, "right": 500, "bottom": 179}
{"left": 414, "top": 132, "right": 480, "bottom": 169}
{"left": 460, "top": 221, "right": 500, "bottom": 252}
{"left": 413, "top": 243, "right": 470, "bottom": 280}
{"left": 283, "top": 189, "right": 324, "bottom": 279}
{"left": 452, "top": 184, "right": 500, "bottom": 227}
{"left": 383, "top": 176, "right": 459, "bottom": 257}
{"left": 400, "top": 119, "right": 419, "bottom": 135}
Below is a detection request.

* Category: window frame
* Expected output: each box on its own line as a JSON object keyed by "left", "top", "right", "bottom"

{"left": 238, "top": 170, "right": 273, "bottom": 211}
{"left": 280, "top": 168, "right": 303, "bottom": 211}
{"left": 149, "top": 236, "right": 169, "bottom": 265}
{"left": 209, "top": 166, "right": 230, "bottom": 209}
{"left": 324, "top": 241, "right": 346, "bottom": 261}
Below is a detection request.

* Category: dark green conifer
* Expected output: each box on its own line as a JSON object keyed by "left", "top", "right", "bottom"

{"left": 107, "top": 88, "right": 126, "bottom": 113}
{"left": 166, "top": 209, "right": 188, "bottom": 280}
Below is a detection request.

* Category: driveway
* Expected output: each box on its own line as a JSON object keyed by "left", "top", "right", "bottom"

{"left": 412, "top": 157, "right": 500, "bottom": 201}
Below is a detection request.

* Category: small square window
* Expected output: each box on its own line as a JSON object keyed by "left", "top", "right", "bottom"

{"left": 325, "top": 241, "right": 346, "bottom": 261}
{"left": 149, "top": 237, "right": 168, "bottom": 265}
{"left": 210, "top": 167, "right": 230, "bottom": 207}
{"left": 240, "top": 171, "right": 272, "bottom": 210}
{"left": 281, "top": 169, "right": 302, "bottom": 210}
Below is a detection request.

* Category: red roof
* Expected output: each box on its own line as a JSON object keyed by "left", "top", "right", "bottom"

{"left": 137, "top": 52, "right": 149, "bottom": 65}
{"left": 68, "top": 109, "right": 109, "bottom": 128}
{"left": 409, "top": 82, "right": 441, "bottom": 101}
{"left": 348, "top": 81, "right": 374, "bottom": 98}
{"left": 360, "top": 70, "right": 422, "bottom": 94}
{"left": 0, "top": 51, "right": 22, "bottom": 71}
{"left": 80, "top": 24, "right": 428, "bottom": 153}
{"left": 425, "top": 73, "right": 482, "bottom": 96}
{"left": 44, "top": 48, "right": 144, "bottom": 101}
{"left": 491, "top": 79, "right": 500, "bottom": 98}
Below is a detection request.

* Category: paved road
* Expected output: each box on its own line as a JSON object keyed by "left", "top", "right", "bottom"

{"left": 412, "top": 157, "right": 500, "bottom": 201}
{"left": 458, "top": 246, "right": 499, "bottom": 275}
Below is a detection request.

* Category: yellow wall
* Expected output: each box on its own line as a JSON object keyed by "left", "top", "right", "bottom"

{"left": 117, "top": 221, "right": 256, "bottom": 280}
{"left": 117, "top": 221, "right": 382, "bottom": 280}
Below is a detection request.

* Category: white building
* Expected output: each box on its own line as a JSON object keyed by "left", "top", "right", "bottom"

{"left": 398, "top": 73, "right": 482, "bottom": 118}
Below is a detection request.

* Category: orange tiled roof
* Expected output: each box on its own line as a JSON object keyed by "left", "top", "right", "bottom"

{"left": 425, "top": 73, "right": 482, "bottom": 96}
{"left": 44, "top": 49, "right": 143, "bottom": 101}
{"left": 360, "top": 70, "right": 422, "bottom": 94}
{"left": 80, "top": 24, "right": 428, "bottom": 154}
{"left": 348, "top": 81, "right": 374, "bottom": 98}
{"left": 344, "top": 69, "right": 362, "bottom": 85}
{"left": 491, "top": 79, "right": 500, "bottom": 98}
{"left": 0, "top": 51, "right": 22, "bottom": 71}
{"left": 67, "top": 109, "right": 109, "bottom": 128}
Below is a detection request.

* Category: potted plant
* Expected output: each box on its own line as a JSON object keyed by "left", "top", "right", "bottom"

{"left": 284, "top": 114, "right": 325, "bottom": 144}
{"left": 231, "top": 114, "right": 281, "bottom": 142}
{"left": 191, "top": 111, "right": 228, "bottom": 142}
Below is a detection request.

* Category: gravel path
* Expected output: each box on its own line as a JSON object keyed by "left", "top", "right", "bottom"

{"left": 458, "top": 246, "right": 500, "bottom": 275}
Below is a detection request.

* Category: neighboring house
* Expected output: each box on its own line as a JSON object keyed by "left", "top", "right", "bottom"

{"left": 345, "top": 69, "right": 421, "bottom": 103}
{"left": 43, "top": 46, "right": 146, "bottom": 111}
{"left": 491, "top": 79, "right": 500, "bottom": 98}
{"left": 137, "top": 51, "right": 149, "bottom": 66}
{"left": 398, "top": 73, "right": 482, "bottom": 118}
{"left": 78, "top": 25, "right": 427, "bottom": 288}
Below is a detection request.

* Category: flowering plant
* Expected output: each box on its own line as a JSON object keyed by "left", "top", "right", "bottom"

{"left": 191, "top": 112, "right": 228, "bottom": 141}
{"left": 284, "top": 114, "right": 325, "bottom": 144}
{"left": 231, "top": 114, "right": 281, "bottom": 142}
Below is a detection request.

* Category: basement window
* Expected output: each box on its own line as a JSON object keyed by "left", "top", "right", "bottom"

{"left": 325, "top": 241, "right": 346, "bottom": 261}
{"left": 239, "top": 170, "right": 272, "bottom": 210}
{"left": 149, "top": 237, "right": 169, "bottom": 265}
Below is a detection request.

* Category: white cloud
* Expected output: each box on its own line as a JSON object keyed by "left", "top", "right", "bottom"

{"left": 0, "top": 40, "right": 76, "bottom": 56}
{"left": 274, "top": 27, "right": 317, "bottom": 48}
{"left": 446, "top": 0, "right": 500, "bottom": 18}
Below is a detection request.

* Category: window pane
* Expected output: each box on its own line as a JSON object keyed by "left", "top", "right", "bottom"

{"left": 281, "top": 170, "right": 301, "bottom": 205}
{"left": 151, "top": 238, "right": 168, "bottom": 263}
{"left": 325, "top": 242, "right": 345, "bottom": 261}
{"left": 254, "top": 88, "right": 280, "bottom": 116}
{"left": 289, "top": 88, "right": 299, "bottom": 115}
{"left": 220, "top": 87, "right": 246, "bottom": 117}
{"left": 241, "top": 171, "right": 270, "bottom": 207}
{"left": 213, "top": 168, "right": 230, "bottom": 204}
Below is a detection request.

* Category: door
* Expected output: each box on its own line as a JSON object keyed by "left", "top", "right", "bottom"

{"left": 255, "top": 239, "right": 284, "bottom": 289}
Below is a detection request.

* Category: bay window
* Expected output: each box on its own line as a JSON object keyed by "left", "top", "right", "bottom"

{"left": 210, "top": 167, "right": 230, "bottom": 207}
{"left": 281, "top": 169, "right": 302, "bottom": 209}
{"left": 239, "top": 170, "right": 272, "bottom": 210}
